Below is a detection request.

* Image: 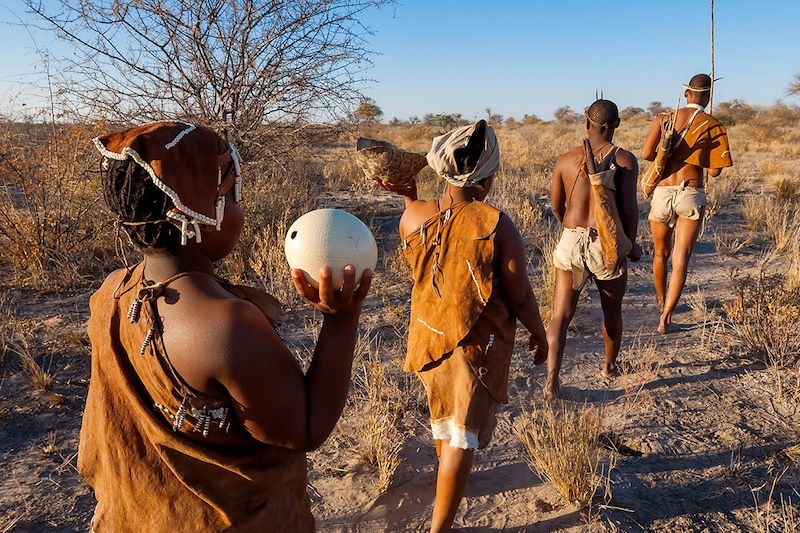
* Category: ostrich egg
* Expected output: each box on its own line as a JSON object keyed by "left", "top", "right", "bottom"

{"left": 284, "top": 208, "right": 378, "bottom": 289}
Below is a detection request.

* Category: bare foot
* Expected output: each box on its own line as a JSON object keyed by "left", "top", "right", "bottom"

{"left": 600, "top": 364, "right": 620, "bottom": 378}
{"left": 544, "top": 387, "right": 561, "bottom": 401}
{"left": 544, "top": 375, "right": 561, "bottom": 401}
{"left": 657, "top": 314, "right": 677, "bottom": 334}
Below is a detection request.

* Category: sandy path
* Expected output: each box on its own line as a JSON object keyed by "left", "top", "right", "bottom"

{"left": 1, "top": 190, "right": 797, "bottom": 532}
{"left": 310, "top": 192, "right": 800, "bottom": 532}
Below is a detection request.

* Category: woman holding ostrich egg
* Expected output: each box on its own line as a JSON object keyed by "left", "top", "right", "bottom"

{"left": 80, "top": 121, "right": 371, "bottom": 532}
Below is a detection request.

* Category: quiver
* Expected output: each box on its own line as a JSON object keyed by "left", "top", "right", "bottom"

{"left": 585, "top": 152, "right": 632, "bottom": 272}
{"left": 641, "top": 112, "right": 675, "bottom": 198}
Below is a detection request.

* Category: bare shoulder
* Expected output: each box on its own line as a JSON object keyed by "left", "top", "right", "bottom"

{"left": 614, "top": 147, "right": 637, "bottom": 169}
{"left": 557, "top": 145, "right": 583, "bottom": 164}
{"left": 555, "top": 146, "right": 583, "bottom": 173}
{"left": 161, "top": 280, "right": 285, "bottom": 389}
{"left": 399, "top": 199, "right": 438, "bottom": 238}
{"left": 185, "top": 290, "right": 273, "bottom": 357}
{"left": 495, "top": 211, "right": 521, "bottom": 241}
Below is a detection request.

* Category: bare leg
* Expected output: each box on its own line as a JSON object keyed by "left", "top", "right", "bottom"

{"left": 595, "top": 270, "right": 628, "bottom": 377}
{"left": 545, "top": 269, "right": 580, "bottom": 400}
{"left": 660, "top": 214, "right": 704, "bottom": 333}
{"left": 430, "top": 441, "right": 474, "bottom": 533}
{"left": 651, "top": 221, "right": 673, "bottom": 313}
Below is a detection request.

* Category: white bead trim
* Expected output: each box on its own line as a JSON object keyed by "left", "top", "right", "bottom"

{"left": 92, "top": 136, "right": 127, "bottom": 160}
{"left": 93, "top": 137, "right": 217, "bottom": 227}
{"left": 416, "top": 317, "right": 444, "bottom": 336}
{"left": 164, "top": 123, "right": 197, "bottom": 150}
{"left": 93, "top": 124, "right": 235, "bottom": 245}
{"left": 230, "top": 143, "right": 243, "bottom": 202}
{"left": 466, "top": 259, "right": 487, "bottom": 306}
{"left": 166, "top": 211, "right": 203, "bottom": 245}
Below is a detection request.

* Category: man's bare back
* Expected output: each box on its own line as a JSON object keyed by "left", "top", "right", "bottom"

{"left": 550, "top": 144, "right": 638, "bottom": 230}
{"left": 544, "top": 100, "right": 641, "bottom": 400}
{"left": 643, "top": 107, "right": 728, "bottom": 188}
{"left": 642, "top": 74, "right": 733, "bottom": 333}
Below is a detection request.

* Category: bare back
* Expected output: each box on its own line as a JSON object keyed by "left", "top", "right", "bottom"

{"left": 550, "top": 144, "right": 637, "bottom": 230}
{"left": 643, "top": 107, "right": 722, "bottom": 187}
{"left": 665, "top": 108, "right": 705, "bottom": 186}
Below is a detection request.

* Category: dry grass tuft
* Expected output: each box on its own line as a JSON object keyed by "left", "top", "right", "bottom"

{"left": 762, "top": 205, "right": 800, "bottom": 253}
{"left": 788, "top": 240, "right": 800, "bottom": 291}
{"left": 8, "top": 335, "right": 54, "bottom": 392}
{"left": 62, "top": 326, "right": 90, "bottom": 348}
{"left": 773, "top": 177, "right": 800, "bottom": 204}
{"left": 783, "top": 445, "right": 800, "bottom": 466}
{"left": 40, "top": 430, "right": 59, "bottom": 457}
{"left": 714, "top": 232, "right": 749, "bottom": 257}
{"left": 534, "top": 222, "right": 561, "bottom": 323}
{"left": 0, "top": 292, "right": 15, "bottom": 366}
{"left": 742, "top": 194, "right": 769, "bottom": 233}
{"left": 725, "top": 259, "right": 800, "bottom": 369}
{"left": 382, "top": 242, "right": 411, "bottom": 290}
{"left": 687, "top": 286, "right": 717, "bottom": 323}
{"left": 637, "top": 220, "right": 654, "bottom": 258}
{"left": 742, "top": 193, "right": 800, "bottom": 253}
{"left": 757, "top": 159, "right": 795, "bottom": 179}
{"left": 245, "top": 216, "right": 297, "bottom": 305}
{"left": 617, "top": 336, "right": 662, "bottom": 415}
{"left": 513, "top": 401, "right": 606, "bottom": 508}
{"left": 352, "top": 338, "right": 403, "bottom": 492}
{"left": 0, "top": 515, "right": 23, "bottom": 533}
{"left": 749, "top": 471, "right": 800, "bottom": 533}
{"left": 706, "top": 172, "right": 741, "bottom": 220}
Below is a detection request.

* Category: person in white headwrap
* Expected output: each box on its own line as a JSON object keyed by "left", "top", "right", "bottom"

{"left": 426, "top": 120, "right": 501, "bottom": 189}
{"left": 375, "top": 120, "right": 547, "bottom": 532}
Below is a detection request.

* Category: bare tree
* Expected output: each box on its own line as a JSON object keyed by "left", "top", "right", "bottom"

{"left": 620, "top": 106, "right": 645, "bottom": 120}
{"left": 788, "top": 73, "right": 800, "bottom": 97}
{"left": 26, "top": 0, "right": 390, "bottom": 158}
{"left": 647, "top": 101, "right": 668, "bottom": 117}
{"left": 553, "top": 106, "right": 580, "bottom": 123}
{"left": 484, "top": 107, "right": 503, "bottom": 126}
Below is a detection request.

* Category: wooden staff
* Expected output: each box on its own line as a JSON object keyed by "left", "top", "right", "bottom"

{"left": 710, "top": 0, "right": 715, "bottom": 114}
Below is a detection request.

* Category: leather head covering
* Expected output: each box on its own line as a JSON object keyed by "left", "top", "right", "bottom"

{"left": 93, "top": 121, "right": 242, "bottom": 245}
{"left": 426, "top": 120, "right": 500, "bottom": 189}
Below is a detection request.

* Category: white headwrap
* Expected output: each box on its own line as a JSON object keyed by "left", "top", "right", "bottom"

{"left": 426, "top": 121, "right": 500, "bottom": 189}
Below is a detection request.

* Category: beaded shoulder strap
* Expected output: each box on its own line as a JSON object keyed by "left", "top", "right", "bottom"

{"left": 126, "top": 270, "right": 214, "bottom": 358}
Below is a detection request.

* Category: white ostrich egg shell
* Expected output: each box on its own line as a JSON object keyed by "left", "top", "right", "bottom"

{"left": 284, "top": 208, "right": 378, "bottom": 289}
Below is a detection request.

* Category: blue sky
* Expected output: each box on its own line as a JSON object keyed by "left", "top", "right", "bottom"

{"left": 1, "top": 0, "right": 799, "bottom": 120}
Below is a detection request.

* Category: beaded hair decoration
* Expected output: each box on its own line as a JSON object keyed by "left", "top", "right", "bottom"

{"left": 93, "top": 122, "right": 242, "bottom": 245}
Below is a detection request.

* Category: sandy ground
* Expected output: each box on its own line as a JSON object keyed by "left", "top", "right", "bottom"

{"left": 1, "top": 186, "right": 798, "bottom": 532}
